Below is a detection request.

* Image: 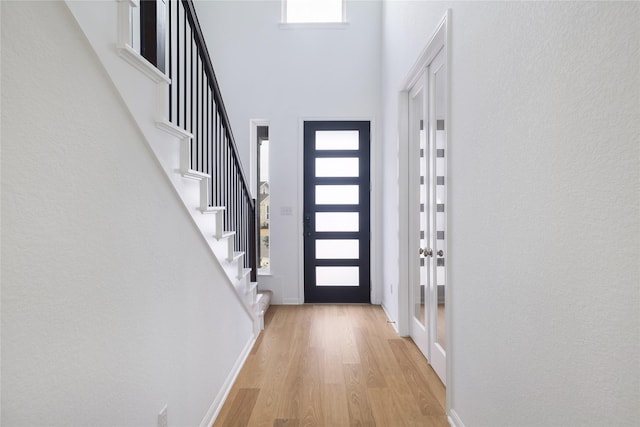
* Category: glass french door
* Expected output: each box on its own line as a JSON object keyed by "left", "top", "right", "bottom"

{"left": 409, "top": 48, "right": 447, "bottom": 385}
{"left": 303, "top": 121, "right": 370, "bottom": 303}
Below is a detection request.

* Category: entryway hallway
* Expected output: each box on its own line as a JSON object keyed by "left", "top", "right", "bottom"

{"left": 214, "top": 305, "right": 447, "bottom": 426}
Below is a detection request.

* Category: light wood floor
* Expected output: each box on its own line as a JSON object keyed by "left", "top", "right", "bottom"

{"left": 213, "top": 305, "right": 447, "bottom": 427}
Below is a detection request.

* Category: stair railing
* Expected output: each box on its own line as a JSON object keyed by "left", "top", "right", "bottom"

{"left": 139, "top": 0, "right": 258, "bottom": 282}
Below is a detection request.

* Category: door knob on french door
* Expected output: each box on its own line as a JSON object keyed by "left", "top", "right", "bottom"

{"left": 437, "top": 250, "right": 444, "bottom": 257}
{"left": 419, "top": 248, "right": 433, "bottom": 257}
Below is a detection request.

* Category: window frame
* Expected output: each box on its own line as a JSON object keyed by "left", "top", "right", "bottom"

{"left": 280, "top": 0, "right": 348, "bottom": 27}
{"left": 250, "top": 120, "right": 272, "bottom": 275}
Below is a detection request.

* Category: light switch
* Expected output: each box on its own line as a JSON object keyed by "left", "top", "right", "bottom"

{"left": 280, "top": 206, "right": 293, "bottom": 216}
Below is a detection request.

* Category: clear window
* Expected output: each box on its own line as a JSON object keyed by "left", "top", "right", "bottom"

{"left": 257, "top": 126, "right": 270, "bottom": 272}
{"left": 283, "top": 0, "right": 345, "bottom": 24}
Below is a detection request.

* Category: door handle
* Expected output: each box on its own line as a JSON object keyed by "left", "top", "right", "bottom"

{"left": 437, "top": 250, "right": 444, "bottom": 257}
{"left": 419, "top": 248, "right": 433, "bottom": 257}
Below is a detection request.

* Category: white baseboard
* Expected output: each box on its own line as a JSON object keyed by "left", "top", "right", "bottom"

{"left": 380, "top": 302, "right": 399, "bottom": 334}
{"left": 448, "top": 409, "right": 466, "bottom": 427}
{"left": 282, "top": 298, "right": 302, "bottom": 305}
{"left": 199, "top": 333, "right": 257, "bottom": 427}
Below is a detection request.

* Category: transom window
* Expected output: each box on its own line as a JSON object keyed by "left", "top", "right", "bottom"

{"left": 283, "top": 0, "right": 345, "bottom": 24}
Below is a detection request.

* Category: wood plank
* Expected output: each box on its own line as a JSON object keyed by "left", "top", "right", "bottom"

{"left": 338, "top": 305, "right": 361, "bottom": 364}
{"left": 400, "top": 337, "right": 447, "bottom": 410}
{"left": 277, "top": 306, "right": 312, "bottom": 419}
{"left": 354, "top": 327, "right": 388, "bottom": 388}
{"left": 212, "top": 388, "right": 259, "bottom": 427}
{"left": 245, "top": 307, "right": 305, "bottom": 426}
{"left": 388, "top": 339, "right": 445, "bottom": 416}
{"left": 322, "top": 383, "right": 351, "bottom": 426}
{"left": 343, "top": 363, "right": 377, "bottom": 426}
{"left": 299, "top": 347, "right": 325, "bottom": 426}
{"left": 367, "top": 387, "right": 407, "bottom": 427}
{"left": 323, "top": 306, "right": 345, "bottom": 385}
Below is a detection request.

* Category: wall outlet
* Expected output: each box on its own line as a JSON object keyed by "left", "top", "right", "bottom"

{"left": 158, "top": 405, "right": 168, "bottom": 427}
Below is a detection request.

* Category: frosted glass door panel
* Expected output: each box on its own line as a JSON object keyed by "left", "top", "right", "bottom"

{"left": 316, "top": 185, "right": 359, "bottom": 205}
{"left": 316, "top": 267, "right": 359, "bottom": 287}
{"left": 316, "top": 212, "right": 359, "bottom": 232}
{"left": 434, "top": 59, "right": 447, "bottom": 352}
{"left": 414, "top": 84, "right": 427, "bottom": 328}
{"left": 315, "top": 130, "right": 359, "bottom": 150}
{"left": 316, "top": 240, "right": 359, "bottom": 259}
{"left": 315, "top": 158, "right": 359, "bottom": 177}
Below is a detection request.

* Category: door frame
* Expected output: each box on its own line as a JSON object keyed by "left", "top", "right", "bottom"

{"left": 297, "top": 117, "right": 380, "bottom": 305}
{"left": 397, "top": 5, "right": 451, "bottom": 404}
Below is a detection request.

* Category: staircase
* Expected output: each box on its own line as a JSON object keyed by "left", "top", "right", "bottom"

{"left": 65, "top": 0, "right": 269, "bottom": 332}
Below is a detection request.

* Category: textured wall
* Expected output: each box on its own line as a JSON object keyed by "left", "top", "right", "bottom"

{"left": 1, "top": 2, "right": 253, "bottom": 425}
{"left": 193, "top": 0, "right": 383, "bottom": 304}
{"left": 381, "top": 1, "right": 639, "bottom": 425}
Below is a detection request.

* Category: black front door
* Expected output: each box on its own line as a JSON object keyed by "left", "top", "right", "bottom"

{"left": 303, "top": 121, "right": 370, "bottom": 303}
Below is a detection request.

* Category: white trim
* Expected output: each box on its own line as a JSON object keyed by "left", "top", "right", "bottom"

{"left": 181, "top": 169, "right": 209, "bottom": 181}
{"left": 117, "top": 0, "right": 134, "bottom": 49}
{"left": 117, "top": 43, "right": 171, "bottom": 84}
{"left": 115, "top": 0, "right": 167, "bottom": 85}
{"left": 297, "top": 118, "right": 305, "bottom": 304}
{"left": 369, "top": 118, "right": 380, "bottom": 305}
{"left": 397, "top": 90, "right": 410, "bottom": 337}
{"left": 280, "top": 0, "right": 348, "bottom": 27}
{"left": 199, "top": 333, "right": 257, "bottom": 427}
{"left": 448, "top": 409, "right": 466, "bottom": 427}
{"left": 278, "top": 22, "right": 349, "bottom": 30}
{"left": 249, "top": 119, "right": 270, "bottom": 199}
{"left": 156, "top": 119, "right": 193, "bottom": 140}
{"left": 402, "top": 12, "right": 449, "bottom": 90}
{"left": 117, "top": 0, "right": 139, "bottom": 7}
{"left": 296, "top": 116, "right": 378, "bottom": 305}
{"left": 406, "top": 75, "right": 430, "bottom": 360}
{"left": 381, "top": 303, "right": 399, "bottom": 334}
{"left": 283, "top": 297, "right": 302, "bottom": 305}
{"left": 443, "top": 8, "right": 454, "bottom": 417}
{"left": 250, "top": 119, "right": 271, "bottom": 276}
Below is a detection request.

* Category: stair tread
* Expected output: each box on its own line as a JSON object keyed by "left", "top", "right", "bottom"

{"left": 229, "top": 251, "right": 245, "bottom": 262}
{"left": 200, "top": 206, "right": 225, "bottom": 214}
{"left": 182, "top": 169, "right": 211, "bottom": 180}
{"left": 215, "top": 231, "right": 236, "bottom": 240}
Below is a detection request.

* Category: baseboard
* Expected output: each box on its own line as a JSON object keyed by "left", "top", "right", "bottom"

{"left": 448, "top": 409, "right": 466, "bottom": 427}
{"left": 282, "top": 298, "right": 302, "bottom": 305}
{"left": 199, "top": 332, "right": 257, "bottom": 427}
{"left": 380, "top": 302, "right": 399, "bottom": 334}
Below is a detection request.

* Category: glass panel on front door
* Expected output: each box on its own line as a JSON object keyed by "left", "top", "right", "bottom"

{"left": 303, "top": 121, "right": 370, "bottom": 303}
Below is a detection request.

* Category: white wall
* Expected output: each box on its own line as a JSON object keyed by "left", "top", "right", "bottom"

{"left": 193, "top": 0, "right": 382, "bottom": 304}
{"left": 1, "top": 2, "right": 253, "bottom": 425}
{"left": 381, "top": 1, "right": 640, "bottom": 426}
